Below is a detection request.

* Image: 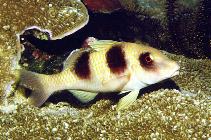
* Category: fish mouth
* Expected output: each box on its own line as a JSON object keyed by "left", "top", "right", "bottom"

{"left": 170, "top": 63, "right": 180, "bottom": 77}
{"left": 171, "top": 70, "right": 179, "bottom": 77}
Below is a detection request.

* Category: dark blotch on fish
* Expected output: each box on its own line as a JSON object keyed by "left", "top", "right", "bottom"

{"left": 74, "top": 52, "right": 91, "bottom": 79}
{"left": 106, "top": 44, "right": 127, "bottom": 74}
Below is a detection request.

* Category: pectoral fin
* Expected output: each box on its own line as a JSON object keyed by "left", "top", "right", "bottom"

{"left": 63, "top": 48, "right": 92, "bottom": 70}
{"left": 69, "top": 90, "right": 98, "bottom": 103}
{"left": 117, "top": 90, "right": 139, "bottom": 110}
{"left": 102, "top": 75, "right": 130, "bottom": 91}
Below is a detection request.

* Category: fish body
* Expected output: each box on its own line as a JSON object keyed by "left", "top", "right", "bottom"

{"left": 19, "top": 39, "right": 180, "bottom": 110}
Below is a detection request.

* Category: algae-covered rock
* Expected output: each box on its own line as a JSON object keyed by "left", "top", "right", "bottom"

{"left": 0, "top": 0, "right": 88, "bottom": 40}
{"left": 0, "top": 0, "right": 88, "bottom": 103}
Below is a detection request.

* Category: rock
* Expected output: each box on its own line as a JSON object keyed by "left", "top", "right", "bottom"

{"left": 0, "top": 0, "right": 88, "bottom": 103}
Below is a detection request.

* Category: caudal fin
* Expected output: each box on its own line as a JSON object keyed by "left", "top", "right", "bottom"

{"left": 19, "top": 69, "right": 54, "bottom": 107}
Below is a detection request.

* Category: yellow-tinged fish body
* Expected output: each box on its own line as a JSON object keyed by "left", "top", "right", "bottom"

{"left": 19, "top": 39, "right": 180, "bottom": 110}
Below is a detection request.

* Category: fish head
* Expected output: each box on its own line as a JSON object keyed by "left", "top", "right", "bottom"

{"left": 133, "top": 46, "right": 180, "bottom": 86}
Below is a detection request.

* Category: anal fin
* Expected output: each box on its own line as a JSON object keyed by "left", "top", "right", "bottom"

{"left": 69, "top": 90, "right": 98, "bottom": 103}
{"left": 117, "top": 90, "right": 139, "bottom": 110}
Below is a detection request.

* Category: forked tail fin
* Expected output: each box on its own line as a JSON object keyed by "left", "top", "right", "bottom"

{"left": 19, "top": 69, "right": 55, "bottom": 107}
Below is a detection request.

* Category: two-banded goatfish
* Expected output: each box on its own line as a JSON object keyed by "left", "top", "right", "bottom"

{"left": 19, "top": 38, "right": 179, "bottom": 110}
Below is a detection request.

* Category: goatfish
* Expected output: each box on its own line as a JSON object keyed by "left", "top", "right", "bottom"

{"left": 18, "top": 38, "right": 180, "bottom": 110}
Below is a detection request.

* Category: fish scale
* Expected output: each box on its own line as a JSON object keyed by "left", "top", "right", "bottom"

{"left": 50, "top": 69, "right": 78, "bottom": 90}
{"left": 90, "top": 48, "right": 114, "bottom": 83}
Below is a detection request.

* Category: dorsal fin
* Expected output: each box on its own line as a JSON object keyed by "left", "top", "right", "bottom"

{"left": 88, "top": 40, "right": 119, "bottom": 51}
{"left": 63, "top": 48, "right": 91, "bottom": 70}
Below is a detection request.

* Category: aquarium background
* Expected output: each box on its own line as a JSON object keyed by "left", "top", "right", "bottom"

{"left": 0, "top": 0, "right": 210, "bottom": 139}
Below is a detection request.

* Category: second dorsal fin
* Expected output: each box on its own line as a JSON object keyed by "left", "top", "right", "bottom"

{"left": 88, "top": 39, "right": 119, "bottom": 51}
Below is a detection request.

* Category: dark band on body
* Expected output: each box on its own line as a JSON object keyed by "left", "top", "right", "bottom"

{"left": 106, "top": 44, "right": 127, "bottom": 74}
{"left": 74, "top": 51, "right": 91, "bottom": 79}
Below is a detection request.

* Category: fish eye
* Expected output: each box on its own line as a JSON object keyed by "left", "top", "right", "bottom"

{"left": 145, "top": 55, "right": 152, "bottom": 63}
{"left": 139, "top": 52, "right": 154, "bottom": 67}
